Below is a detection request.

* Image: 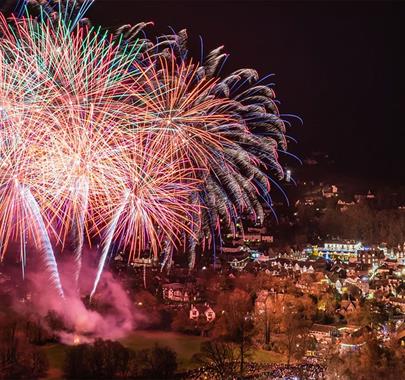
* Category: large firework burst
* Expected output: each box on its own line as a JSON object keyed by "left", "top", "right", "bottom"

{"left": 0, "top": 1, "right": 291, "bottom": 297}
{"left": 121, "top": 31, "right": 289, "bottom": 268}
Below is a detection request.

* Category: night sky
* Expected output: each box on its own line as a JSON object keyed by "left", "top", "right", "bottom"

{"left": 2, "top": 1, "right": 404, "bottom": 184}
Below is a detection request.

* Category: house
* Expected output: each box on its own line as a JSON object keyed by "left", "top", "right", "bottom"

{"left": 338, "top": 325, "right": 362, "bottom": 340}
{"left": 243, "top": 233, "right": 262, "bottom": 243}
{"left": 322, "top": 185, "right": 338, "bottom": 198}
{"left": 131, "top": 257, "right": 155, "bottom": 267}
{"left": 189, "top": 303, "right": 216, "bottom": 322}
{"left": 162, "top": 283, "right": 193, "bottom": 302}
{"left": 346, "top": 263, "right": 359, "bottom": 278}
{"left": 386, "top": 258, "right": 401, "bottom": 269}
{"left": 221, "top": 246, "right": 244, "bottom": 254}
{"left": 261, "top": 235, "right": 274, "bottom": 243}
{"left": 293, "top": 262, "right": 315, "bottom": 274}
{"left": 391, "top": 248, "right": 405, "bottom": 262}
{"left": 310, "top": 324, "right": 339, "bottom": 344}
{"left": 243, "top": 232, "right": 273, "bottom": 244}
{"left": 391, "top": 298, "right": 405, "bottom": 313}
{"left": 304, "top": 197, "right": 315, "bottom": 206}
{"left": 358, "top": 278, "right": 370, "bottom": 294}
{"left": 247, "top": 227, "right": 267, "bottom": 234}
{"left": 357, "top": 250, "right": 384, "bottom": 266}
{"left": 337, "top": 199, "right": 356, "bottom": 210}
{"left": 229, "top": 257, "right": 249, "bottom": 271}
{"left": 338, "top": 299, "right": 358, "bottom": 316}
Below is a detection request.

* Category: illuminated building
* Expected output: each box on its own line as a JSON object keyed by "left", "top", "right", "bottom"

{"left": 307, "top": 241, "right": 363, "bottom": 262}
{"left": 357, "top": 249, "right": 385, "bottom": 266}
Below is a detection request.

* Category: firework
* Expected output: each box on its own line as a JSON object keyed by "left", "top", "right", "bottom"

{"left": 125, "top": 47, "right": 287, "bottom": 267}
{"left": 0, "top": 54, "right": 64, "bottom": 295}
{"left": 90, "top": 135, "right": 200, "bottom": 297}
{"left": 0, "top": 0, "right": 289, "bottom": 296}
{"left": 0, "top": 10, "right": 142, "bottom": 290}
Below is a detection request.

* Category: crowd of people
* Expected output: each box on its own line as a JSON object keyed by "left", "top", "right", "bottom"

{"left": 181, "top": 362, "right": 325, "bottom": 379}
{"left": 252, "top": 363, "right": 325, "bottom": 379}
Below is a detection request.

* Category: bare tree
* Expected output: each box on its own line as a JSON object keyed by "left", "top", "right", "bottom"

{"left": 214, "top": 289, "right": 255, "bottom": 376}
{"left": 194, "top": 340, "right": 238, "bottom": 380}
{"left": 281, "top": 298, "right": 313, "bottom": 364}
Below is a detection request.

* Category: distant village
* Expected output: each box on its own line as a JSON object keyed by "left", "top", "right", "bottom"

{"left": 102, "top": 177, "right": 405, "bottom": 366}
{"left": 1, "top": 174, "right": 404, "bottom": 378}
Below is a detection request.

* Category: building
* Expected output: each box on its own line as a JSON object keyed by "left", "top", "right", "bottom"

{"left": 338, "top": 299, "right": 359, "bottom": 316}
{"left": 286, "top": 169, "right": 291, "bottom": 182}
{"left": 322, "top": 185, "right": 338, "bottom": 198}
{"left": 162, "top": 283, "right": 194, "bottom": 302}
{"left": 391, "top": 298, "right": 405, "bottom": 313}
{"left": 357, "top": 249, "right": 384, "bottom": 266}
{"left": 292, "top": 262, "right": 315, "bottom": 275}
{"left": 310, "top": 241, "right": 363, "bottom": 262}
{"left": 324, "top": 242, "right": 362, "bottom": 253}
{"left": 131, "top": 257, "right": 156, "bottom": 267}
{"left": 310, "top": 324, "right": 339, "bottom": 345}
{"left": 303, "top": 197, "right": 315, "bottom": 206}
{"left": 354, "top": 190, "right": 375, "bottom": 203}
{"left": 243, "top": 232, "right": 274, "bottom": 244}
{"left": 247, "top": 227, "right": 267, "bottom": 234}
{"left": 229, "top": 257, "right": 249, "bottom": 271}
{"left": 389, "top": 248, "right": 405, "bottom": 263}
{"left": 337, "top": 199, "right": 356, "bottom": 211}
{"left": 221, "top": 246, "right": 244, "bottom": 254}
{"left": 189, "top": 304, "right": 216, "bottom": 322}
{"left": 261, "top": 235, "right": 274, "bottom": 243}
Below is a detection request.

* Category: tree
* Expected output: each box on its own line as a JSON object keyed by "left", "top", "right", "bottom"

{"left": 126, "top": 349, "right": 147, "bottom": 378}
{"left": 193, "top": 340, "right": 238, "bottom": 380}
{"left": 279, "top": 295, "right": 314, "bottom": 364}
{"left": 355, "top": 300, "right": 389, "bottom": 328}
{"left": 141, "top": 344, "right": 177, "bottom": 380}
{"left": 325, "top": 336, "right": 405, "bottom": 380}
{"left": 0, "top": 319, "right": 49, "bottom": 380}
{"left": 316, "top": 292, "right": 338, "bottom": 323}
{"left": 171, "top": 310, "right": 197, "bottom": 335}
{"left": 134, "top": 290, "right": 159, "bottom": 309}
{"left": 255, "top": 292, "right": 282, "bottom": 348}
{"left": 213, "top": 289, "right": 255, "bottom": 376}
{"left": 253, "top": 271, "right": 276, "bottom": 291}
{"left": 233, "top": 273, "right": 256, "bottom": 294}
{"left": 63, "top": 339, "right": 130, "bottom": 379}
{"left": 283, "top": 310, "right": 307, "bottom": 364}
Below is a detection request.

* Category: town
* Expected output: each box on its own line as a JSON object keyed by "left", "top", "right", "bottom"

{"left": 1, "top": 166, "right": 400, "bottom": 379}
{"left": 104, "top": 172, "right": 405, "bottom": 378}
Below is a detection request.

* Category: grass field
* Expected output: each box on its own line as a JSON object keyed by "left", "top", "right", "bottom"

{"left": 42, "top": 330, "right": 208, "bottom": 379}
{"left": 42, "top": 330, "right": 286, "bottom": 379}
{"left": 253, "top": 348, "right": 286, "bottom": 364}
{"left": 121, "top": 330, "right": 209, "bottom": 370}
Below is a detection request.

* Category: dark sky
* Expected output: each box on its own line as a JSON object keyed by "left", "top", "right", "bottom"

{"left": 2, "top": 1, "right": 404, "bottom": 184}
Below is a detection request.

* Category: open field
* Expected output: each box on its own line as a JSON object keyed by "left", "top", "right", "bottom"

{"left": 121, "top": 330, "right": 209, "bottom": 370}
{"left": 42, "top": 330, "right": 207, "bottom": 379}
{"left": 42, "top": 330, "right": 286, "bottom": 379}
